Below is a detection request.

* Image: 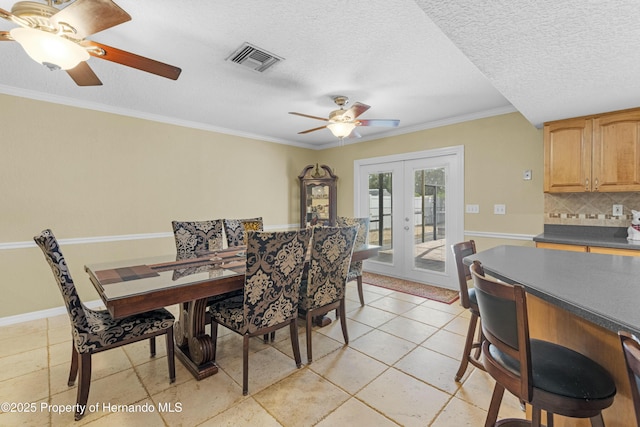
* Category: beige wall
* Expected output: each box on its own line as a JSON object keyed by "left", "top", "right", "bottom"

{"left": 1, "top": 94, "right": 543, "bottom": 319}
{"left": 316, "top": 112, "right": 544, "bottom": 245}
{"left": 0, "top": 94, "right": 315, "bottom": 318}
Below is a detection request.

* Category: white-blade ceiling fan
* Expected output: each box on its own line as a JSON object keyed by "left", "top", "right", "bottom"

{"left": 289, "top": 96, "right": 400, "bottom": 139}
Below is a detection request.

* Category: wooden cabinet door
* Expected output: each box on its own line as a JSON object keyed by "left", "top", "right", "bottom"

{"left": 543, "top": 118, "right": 592, "bottom": 192}
{"left": 535, "top": 242, "right": 588, "bottom": 252}
{"left": 592, "top": 110, "right": 640, "bottom": 192}
{"left": 588, "top": 246, "right": 640, "bottom": 257}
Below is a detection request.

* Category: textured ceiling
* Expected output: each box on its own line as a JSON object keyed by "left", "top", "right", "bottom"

{"left": 414, "top": 0, "right": 640, "bottom": 127}
{"left": 1, "top": 1, "right": 637, "bottom": 149}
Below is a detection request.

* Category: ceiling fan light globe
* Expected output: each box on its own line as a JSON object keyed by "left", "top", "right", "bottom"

{"left": 10, "top": 27, "right": 89, "bottom": 70}
{"left": 327, "top": 121, "right": 356, "bottom": 138}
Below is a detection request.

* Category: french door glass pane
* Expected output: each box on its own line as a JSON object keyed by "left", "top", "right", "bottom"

{"left": 413, "top": 168, "right": 445, "bottom": 272}
{"left": 368, "top": 172, "right": 393, "bottom": 264}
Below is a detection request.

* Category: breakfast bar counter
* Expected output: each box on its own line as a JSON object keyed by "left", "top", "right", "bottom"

{"left": 465, "top": 245, "right": 640, "bottom": 427}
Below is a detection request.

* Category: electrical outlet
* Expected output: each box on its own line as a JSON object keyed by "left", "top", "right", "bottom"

{"left": 494, "top": 204, "right": 506, "bottom": 215}
{"left": 613, "top": 204, "right": 623, "bottom": 216}
{"left": 465, "top": 204, "right": 479, "bottom": 214}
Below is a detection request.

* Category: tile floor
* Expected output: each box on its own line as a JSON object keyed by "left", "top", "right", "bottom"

{"left": 0, "top": 281, "right": 525, "bottom": 426}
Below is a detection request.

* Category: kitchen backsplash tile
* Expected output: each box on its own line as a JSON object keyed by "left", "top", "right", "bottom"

{"left": 545, "top": 192, "right": 640, "bottom": 226}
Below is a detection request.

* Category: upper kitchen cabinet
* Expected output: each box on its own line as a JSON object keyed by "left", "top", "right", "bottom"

{"left": 592, "top": 109, "right": 640, "bottom": 192}
{"left": 544, "top": 108, "right": 640, "bottom": 193}
{"left": 544, "top": 117, "right": 592, "bottom": 192}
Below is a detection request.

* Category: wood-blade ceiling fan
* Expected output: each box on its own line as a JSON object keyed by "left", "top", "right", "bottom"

{"left": 289, "top": 96, "right": 400, "bottom": 139}
{"left": 0, "top": 0, "right": 181, "bottom": 86}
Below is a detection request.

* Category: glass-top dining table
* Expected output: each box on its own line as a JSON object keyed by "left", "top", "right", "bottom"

{"left": 85, "top": 244, "right": 380, "bottom": 380}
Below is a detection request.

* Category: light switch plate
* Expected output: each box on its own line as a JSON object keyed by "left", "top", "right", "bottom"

{"left": 494, "top": 204, "right": 506, "bottom": 215}
{"left": 466, "top": 204, "right": 479, "bottom": 214}
{"left": 613, "top": 204, "right": 623, "bottom": 216}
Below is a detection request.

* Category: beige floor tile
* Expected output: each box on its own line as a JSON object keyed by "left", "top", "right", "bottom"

{"left": 0, "top": 279, "right": 546, "bottom": 426}
{"left": 423, "top": 328, "right": 468, "bottom": 360}
{"left": 217, "top": 346, "right": 303, "bottom": 395}
{"left": 48, "top": 340, "right": 73, "bottom": 367}
{"left": 134, "top": 355, "right": 190, "bottom": 396}
{"left": 0, "top": 347, "right": 48, "bottom": 382}
{"left": 431, "top": 395, "right": 487, "bottom": 426}
{"left": 199, "top": 397, "right": 282, "bottom": 427}
{"left": 455, "top": 369, "right": 525, "bottom": 419}
{"left": 421, "top": 298, "right": 466, "bottom": 315}
{"left": 378, "top": 315, "right": 438, "bottom": 344}
{"left": 346, "top": 306, "right": 398, "bottom": 328}
{"left": 387, "top": 291, "right": 429, "bottom": 304}
{"left": 316, "top": 397, "right": 400, "bottom": 427}
{"left": 349, "top": 329, "right": 416, "bottom": 365}
{"left": 82, "top": 398, "right": 166, "bottom": 426}
{"left": 48, "top": 324, "right": 72, "bottom": 346}
{"left": 50, "top": 368, "right": 148, "bottom": 425}
{"left": 0, "top": 397, "right": 51, "bottom": 426}
{"left": 0, "top": 367, "right": 49, "bottom": 404}
{"left": 309, "top": 346, "right": 388, "bottom": 394}
{"left": 152, "top": 372, "right": 244, "bottom": 426}
{"left": 367, "top": 296, "right": 418, "bottom": 315}
{"left": 122, "top": 337, "right": 170, "bottom": 366}
{"left": 0, "top": 329, "right": 48, "bottom": 358}
{"left": 315, "top": 316, "right": 373, "bottom": 343}
{"left": 293, "top": 330, "right": 344, "bottom": 363}
{"left": 362, "top": 283, "right": 394, "bottom": 296}
{"left": 401, "top": 305, "right": 457, "bottom": 328}
{"left": 48, "top": 313, "right": 71, "bottom": 329}
{"left": 254, "top": 369, "right": 349, "bottom": 427}
{"left": 394, "top": 346, "right": 464, "bottom": 395}
{"left": 356, "top": 368, "right": 450, "bottom": 427}
{"left": 443, "top": 314, "right": 475, "bottom": 336}
{"left": 0, "top": 318, "right": 47, "bottom": 342}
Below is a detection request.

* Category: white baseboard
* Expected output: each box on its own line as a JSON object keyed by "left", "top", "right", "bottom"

{"left": 0, "top": 299, "right": 104, "bottom": 327}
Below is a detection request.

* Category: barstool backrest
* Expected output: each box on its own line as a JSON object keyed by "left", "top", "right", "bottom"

{"left": 470, "top": 261, "right": 532, "bottom": 401}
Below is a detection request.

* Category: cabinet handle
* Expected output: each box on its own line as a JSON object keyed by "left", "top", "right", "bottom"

{"left": 585, "top": 178, "right": 589, "bottom": 191}
{"left": 594, "top": 178, "right": 598, "bottom": 191}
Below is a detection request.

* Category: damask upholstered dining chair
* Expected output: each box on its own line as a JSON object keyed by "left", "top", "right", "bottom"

{"left": 222, "top": 217, "right": 263, "bottom": 247}
{"left": 336, "top": 216, "right": 369, "bottom": 306}
{"left": 299, "top": 225, "right": 358, "bottom": 364}
{"left": 619, "top": 331, "right": 640, "bottom": 425}
{"left": 451, "top": 240, "right": 484, "bottom": 381}
{"left": 171, "top": 219, "right": 242, "bottom": 319}
{"left": 208, "top": 229, "right": 311, "bottom": 395}
{"left": 470, "top": 261, "right": 616, "bottom": 427}
{"left": 34, "top": 229, "right": 175, "bottom": 421}
{"left": 171, "top": 219, "right": 224, "bottom": 258}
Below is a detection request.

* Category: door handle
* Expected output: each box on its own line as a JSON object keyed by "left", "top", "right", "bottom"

{"left": 404, "top": 226, "right": 410, "bottom": 231}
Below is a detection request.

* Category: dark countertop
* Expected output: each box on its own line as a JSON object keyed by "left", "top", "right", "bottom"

{"left": 533, "top": 224, "right": 640, "bottom": 251}
{"left": 464, "top": 245, "right": 640, "bottom": 336}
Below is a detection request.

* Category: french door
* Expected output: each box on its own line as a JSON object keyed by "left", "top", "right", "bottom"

{"left": 355, "top": 147, "right": 463, "bottom": 289}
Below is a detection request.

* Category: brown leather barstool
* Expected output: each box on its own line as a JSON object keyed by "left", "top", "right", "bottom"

{"left": 470, "top": 261, "right": 616, "bottom": 427}
{"left": 451, "top": 240, "right": 485, "bottom": 381}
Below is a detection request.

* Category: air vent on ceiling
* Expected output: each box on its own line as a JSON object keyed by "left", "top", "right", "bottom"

{"left": 226, "top": 42, "right": 283, "bottom": 73}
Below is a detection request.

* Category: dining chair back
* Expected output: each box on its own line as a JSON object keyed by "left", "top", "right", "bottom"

{"left": 34, "top": 229, "right": 175, "bottom": 421}
{"left": 619, "top": 330, "right": 640, "bottom": 426}
{"left": 470, "top": 261, "right": 616, "bottom": 427}
{"left": 299, "top": 225, "right": 358, "bottom": 363}
{"left": 172, "top": 219, "right": 224, "bottom": 258}
{"left": 223, "top": 217, "right": 263, "bottom": 247}
{"left": 451, "top": 240, "right": 484, "bottom": 381}
{"left": 336, "top": 216, "right": 369, "bottom": 306}
{"left": 208, "top": 229, "right": 311, "bottom": 395}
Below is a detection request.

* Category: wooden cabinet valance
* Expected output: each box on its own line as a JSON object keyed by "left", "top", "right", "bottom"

{"left": 544, "top": 108, "right": 640, "bottom": 193}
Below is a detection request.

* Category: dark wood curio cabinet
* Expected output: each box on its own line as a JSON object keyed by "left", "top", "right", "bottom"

{"left": 299, "top": 164, "right": 337, "bottom": 228}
